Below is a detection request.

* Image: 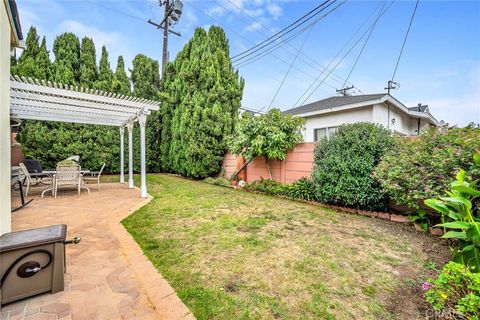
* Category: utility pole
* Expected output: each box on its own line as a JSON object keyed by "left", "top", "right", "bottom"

{"left": 161, "top": 0, "right": 170, "bottom": 74}
{"left": 336, "top": 86, "right": 354, "bottom": 96}
{"left": 148, "top": 0, "right": 183, "bottom": 75}
{"left": 384, "top": 80, "right": 400, "bottom": 95}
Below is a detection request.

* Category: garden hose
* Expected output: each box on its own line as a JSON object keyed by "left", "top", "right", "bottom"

{"left": 0, "top": 249, "right": 53, "bottom": 288}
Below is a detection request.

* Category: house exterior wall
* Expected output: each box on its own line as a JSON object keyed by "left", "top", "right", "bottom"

{"left": 302, "top": 106, "right": 373, "bottom": 141}
{"left": 1, "top": 4, "right": 12, "bottom": 234}
{"left": 301, "top": 102, "right": 429, "bottom": 142}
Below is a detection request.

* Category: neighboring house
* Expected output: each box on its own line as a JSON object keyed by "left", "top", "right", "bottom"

{"left": 1, "top": 0, "right": 23, "bottom": 234}
{"left": 283, "top": 94, "right": 439, "bottom": 142}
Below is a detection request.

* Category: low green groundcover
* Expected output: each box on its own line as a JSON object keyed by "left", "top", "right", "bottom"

{"left": 120, "top": 174, "right": 444, "bottom": 320}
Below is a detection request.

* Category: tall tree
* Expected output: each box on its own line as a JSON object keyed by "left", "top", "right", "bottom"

{"left": 52, "top": 32, "right": 81, "bottom": 85}
{"left": 130, "top": 54, "right": 161, "bottom": 171}
{"left": 12, "top": 26, "right": 40, "bottom": 78}
{"left": 34, "top": 37, "right": 52, "bottom": 80}
{"left": 160, "top": 26, "right": 244, "bottom": 178}
{"left": 79, "top": 37, "right": 97, "bottom": 88}
{"left": 111, "top": 56, "right": 131, "bottom": 95}
{"left": 95, "top": 46, "right": 113, "bottom": 91}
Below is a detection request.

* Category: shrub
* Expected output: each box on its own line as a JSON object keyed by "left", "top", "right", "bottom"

{"left": 375, "top": 125, "right": 480, "bottom": 209}
{"left": 312, "top": 122, "right": 396, "bottom": 211}
{"left": 244, "top": 179, "right": 289, "bottom": 196}
{"left": 203, "top": 177, "right": 231, "bottom": 187}
{"left": 425, "top": 152, "right": 480, "bottom": 273}
{"left": 286, "top": 178, "right": 316, "bottom": 201}
{"left": 423, "top": 262, "right": 480, "bottom": 318}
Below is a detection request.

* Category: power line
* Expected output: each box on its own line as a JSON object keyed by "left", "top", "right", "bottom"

{"left": 294, "top": 0, "right": 395, "bottom": 108}
{"left": 184, "top": 0, "right": 336, "bottom": 95}
{"left": 263, "top": 0, "right": 348, "bottom": 112}
{"left": 223, "top": 0, "right": 355, "bottom": 88}
{"left": 234, "top": 0, "right": 344, "bottom": 68}
{"left": 390, "top": 0, "right": 420, "bottom": 83}
{"left": 264, "top": 26, "right": 315, "bottom": 112}
{"left": 86, "top": 0, "right": 145, "bottom": 22}
{"left": 231, "top": 0, "right": 332, "bottom": 62}
{"left": 339, "top": 0, "right": 387, "bottom": 90}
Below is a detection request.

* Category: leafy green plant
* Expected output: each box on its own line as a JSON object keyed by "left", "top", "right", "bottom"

{"left": 423, "top": 262, "right": 480, "bottom": 318}
{"left": 203, "top": 177, "right": 231, "bottom": 187}
{"left": 286, "top": 178, "right": 316, "bottom": 201}
{"left": 408, "top": 209, "right": 431, "bottom": 232}
{"left": 425, "top": 152, "right": 480, "bottom": 273}
{"left": 226, "top": 109, "right": 304, "bottom": 179}
{"left": 375, "top": 125, "right": 480, "bottom": 209}
{"left": 312, "top": 122, "right": 396, "bottom": 211}
{"left": 244, "top": 179, "right": 290, "bottom": 196}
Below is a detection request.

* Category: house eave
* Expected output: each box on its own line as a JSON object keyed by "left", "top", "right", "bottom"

{"left": 293, "top": 95, "right": 439, "bottom": 126}
{"left": 4, "top": 0, "right": 23, "bottom": 48}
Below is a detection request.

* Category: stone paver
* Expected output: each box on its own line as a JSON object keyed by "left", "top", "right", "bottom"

{"left": 3, "top": 183, "right": 194, "bottom": 320}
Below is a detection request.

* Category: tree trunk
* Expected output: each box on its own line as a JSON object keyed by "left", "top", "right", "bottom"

{"left": 266, "top": 158, "right": 272, "bottom": 179}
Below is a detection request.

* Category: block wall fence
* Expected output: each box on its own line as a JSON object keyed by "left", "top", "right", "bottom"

{"left": 221, "top": 142, "right": 315, "bottom": 184}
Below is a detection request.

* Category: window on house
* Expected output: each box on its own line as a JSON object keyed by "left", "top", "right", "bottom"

{"left": 314, "top": 126, "right": 337, "bottom": 141}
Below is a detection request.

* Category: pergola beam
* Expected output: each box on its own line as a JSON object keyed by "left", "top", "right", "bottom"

{"left": 9, "top": 75, "right": 160, "bottom": 199}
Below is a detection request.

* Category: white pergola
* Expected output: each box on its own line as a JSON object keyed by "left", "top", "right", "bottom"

{"left": 9, "top": 75, "right": 160, "bottom": 198}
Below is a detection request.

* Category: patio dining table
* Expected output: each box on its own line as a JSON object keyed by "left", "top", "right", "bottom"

{"left": 41, "top": 169, "right": 91, "bottom": 198}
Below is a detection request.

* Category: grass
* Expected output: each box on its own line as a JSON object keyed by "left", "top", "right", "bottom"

{"left": 117, "top": 174, "right": 429, "bottom": 319}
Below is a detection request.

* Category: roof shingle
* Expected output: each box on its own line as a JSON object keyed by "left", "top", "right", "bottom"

{"left": 283, "top": 93, "right": 388, "bottom": 115}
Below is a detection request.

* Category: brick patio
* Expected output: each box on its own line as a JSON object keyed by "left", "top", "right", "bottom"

{"left": 2, "top": 183, "right": 194, "bottom": 320}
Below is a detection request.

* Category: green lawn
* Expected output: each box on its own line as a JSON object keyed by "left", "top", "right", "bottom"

{"left": 119, "top": 174, "right": 435, "bottom": 319}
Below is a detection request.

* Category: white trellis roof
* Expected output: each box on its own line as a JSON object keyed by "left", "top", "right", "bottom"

{"left": 9, "top": 75, "right": 159, "bottom": 126}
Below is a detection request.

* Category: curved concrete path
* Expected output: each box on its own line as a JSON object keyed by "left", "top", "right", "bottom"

{"left": 2, "top": 183, "right": 194, "bottom": 320}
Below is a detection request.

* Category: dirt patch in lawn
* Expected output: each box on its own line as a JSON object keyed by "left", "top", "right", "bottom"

{"left": 123, "top": 174, "right": 451, "bottom": 320}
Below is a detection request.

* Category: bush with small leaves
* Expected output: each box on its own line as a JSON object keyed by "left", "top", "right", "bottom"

{"left": 423, "top": 262, "right": 480, "bottom": 318}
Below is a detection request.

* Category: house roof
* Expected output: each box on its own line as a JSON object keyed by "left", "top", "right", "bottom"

{"left": 284, "top": 94, "right": 387, "bottom": 116}
{"left": 5, "top": 0, "right": 23, "bottom": 47}
{"left": 283, "top": 93, "right": 438, "bottom": 125}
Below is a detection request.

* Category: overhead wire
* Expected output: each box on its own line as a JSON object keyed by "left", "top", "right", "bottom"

{"left": 223, "top": 0, "right": 355, "bottom": 88}
{"left": 231, "top": 0, "right": 332, "bottom": 62}
{"left": 292, "top": 0, "right": 395, "bottom": 108}
{"left": 327, "top": 0, "right": 388, "bottom": 109}
{"left": 390, "top": 0, "right": 420, "bottom": 83}
{"left": 262, "top": 0, "right": 348, "bottom": 112}
{"left": 184, "top": 0, "right": 336, "bottom": 96}
{"left": 234, "top": 0, "right": 344, "bottom": 68}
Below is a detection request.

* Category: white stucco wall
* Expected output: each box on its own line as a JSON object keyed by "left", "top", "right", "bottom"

{"left": 303, "top": 106, "right": 373, "bottom": 141}
{"left": 301, "top": 102, "right": 430, "bottom": 142}
{"left": 1, "top": 5, "right": 12, "bottom": 235}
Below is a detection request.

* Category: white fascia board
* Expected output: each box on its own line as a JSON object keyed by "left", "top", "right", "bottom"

{"left": 291, "top": 99, "right": 383, "bottom": 118}
{"left": 381, "top": 96, "right": 439, "bottom": 125}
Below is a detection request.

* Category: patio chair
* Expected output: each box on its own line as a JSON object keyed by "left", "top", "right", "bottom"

{"left": 54, "top": 162, "right": 90, "bottom": 198}
{"left": 82, "top": 163, "right": 105, "bottom": 191}
{"left": 24, "top": 159, "right": 50, "bottom": 184}
{"left": 18, "top": 163, "right": 32, "bottom": 196}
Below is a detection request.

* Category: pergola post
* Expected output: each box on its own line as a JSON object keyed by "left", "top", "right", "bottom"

{"left": 119, "top": 126, "right": 125, "bottom": 183}
{"left": 138, "top": 113, "right": 147, "bottom": 198}
{"left": 127, "top": 121, "right": 134, "bottom": 189}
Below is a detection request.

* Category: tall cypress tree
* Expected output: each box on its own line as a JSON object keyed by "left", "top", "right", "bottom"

{"left": 95, "top": 46, "right": 113, "bottom": 91}
{"left": 79, "top": 37, "right": 97, "bottom": 88}
{"left": 160, "top": 26, "right": 244, "bottom": 178}
{"left": 52, "top": 32, "right": 81, "bottom": 85}
{"left": 130, "top": 54, "right": 161, "bottom": 171}
{"left": 111, "top": 56, "right": 131, "bottom": 95}
{"left": 12, "top": 26, "right": 40, "bottom": 78}
{"left": 34, "top": 37, "right": 52, "bottom": 81}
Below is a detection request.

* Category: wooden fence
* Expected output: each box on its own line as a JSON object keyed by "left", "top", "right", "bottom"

{"left": 221, "top": 143, "right": 315, "bottom": 183}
